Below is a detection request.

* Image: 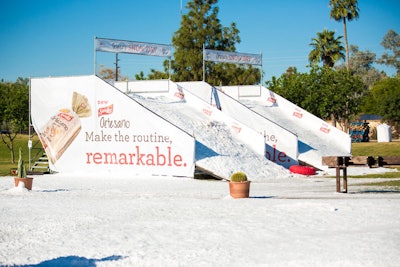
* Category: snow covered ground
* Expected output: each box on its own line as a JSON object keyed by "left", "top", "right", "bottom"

{"left": 1, "top": 171, "right": 399, "bottom": 267}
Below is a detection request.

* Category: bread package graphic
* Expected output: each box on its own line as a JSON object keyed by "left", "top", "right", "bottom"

{"left": 39, "top": 92, "right": 91, "bottom": 164}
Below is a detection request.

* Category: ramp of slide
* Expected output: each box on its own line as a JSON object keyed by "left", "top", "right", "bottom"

{"left": 178, "top": 81, "right": 299, "bottom": 169}
{"left": 220, "top": 85, "right": 352, "bottom": 170}
{"left": 115, "top": 80, "right": 290, "bottom": 180}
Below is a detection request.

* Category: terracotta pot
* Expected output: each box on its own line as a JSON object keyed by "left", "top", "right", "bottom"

{"left": 14, "top": 177, "right": 34, "bottom": 190}
{"left": 229, "top": 181, "right": 250, "bottom": 198}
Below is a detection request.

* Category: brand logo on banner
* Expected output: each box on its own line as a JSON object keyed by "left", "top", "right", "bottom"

{"left": 95, "top": 37, "right": 172, "bottom": 57}
{"left": 98, "top": 104, "right": 113, "bottom": 116}
{"left": 293, "top": 108, "right": 303, "bottom": 119}
{"left": 267, "top": 92, "right": 277, "bottom": 104}
{"left": 231, "top": 122, "right": 242, "bottom": 133}
{"left": 320, "top": 123, "right": 331, "bottom": 134}
{"left": 204, "top": 49, "right": 262, "bottom": 66}
{"left": 174, "top": 85, "right": 185, "bottom": 99}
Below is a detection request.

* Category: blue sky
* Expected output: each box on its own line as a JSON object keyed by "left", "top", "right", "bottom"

{"left": 1, "top": 0, "right": 399, "bottom": 83}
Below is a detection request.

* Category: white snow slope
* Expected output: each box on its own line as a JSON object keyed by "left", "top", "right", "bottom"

{"left": 241, "top": 98, "right": 348, "bottom": 167}
{"left": 130, "top": 93, "right": 290, "bottom": 181}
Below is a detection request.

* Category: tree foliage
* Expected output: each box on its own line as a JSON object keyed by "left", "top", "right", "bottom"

{"left": 309, "top": 29, "right": 345, "bottom": 67}
{"left": 98, "top": 67, "right": 127, "bottom": 81}
{"left": 98, "top": 67, "right": 116, "bottom": 80}
{"left": 377, "top": 29, "right": 400, "bottom": 75}
{"left": 337, "top": 45, "right": 386, "bottom": 89}
{"left": 267, "top": 66, "right": 364, "bottom": 128}
{"left": 362, "top": 76, "right": 400, "bottom": 122}
{"left": 135, "top": 69, "right": 169, "bottom": 80}
{"left": 329, "top": 0, "right": 360, "bottom": 71}
{"left": 0, "top": 78, "right": 29, "bottom": 163}
{"left": 170, "top": 0, "right": 260, "bottom": 85}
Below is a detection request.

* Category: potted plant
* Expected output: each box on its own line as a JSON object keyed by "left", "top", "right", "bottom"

{"left": 229, "top": 171, "right": 250, "bottom": 198}
{"left": 14, "top": 148, "right": 34, "bottom": 190}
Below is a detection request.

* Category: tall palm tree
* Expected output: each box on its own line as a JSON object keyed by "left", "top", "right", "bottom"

{"left": 329, "top": 0, "right": 360, "bottom": 71}
{"left": 309, "top": 29, "right": 345, "bottom": 67}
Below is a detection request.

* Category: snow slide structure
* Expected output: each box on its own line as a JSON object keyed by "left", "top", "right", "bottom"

{"left": 30, "top": 75, "right": 289, "bottom": 180}
{"left": 178, "top": 81, "right": 299, "bottom": 169}
{"left": 115, "top": 79, "right": 350, "bottom": 172}
{"left": 114, "top": 79, "right": 290, "bottom": 180}
{"left": 219, "top": 84, "right": 352, "bottom": 170}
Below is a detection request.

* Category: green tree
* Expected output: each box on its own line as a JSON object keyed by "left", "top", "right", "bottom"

{"left": 329, "top": 0, "right": 360, "bottom": 71}
{"left": 321, "top": 67, "right": 364, "bottom": 129}
{"left": 147, "top": 68, "right": 170, "bottom": 80}
{"left": 170, "top": 0, "right": 259, "bottom": 85}
{"left": 309, "top": 29, "right": 345, "bottom": 67}
{"left": 377, "top": 29, "right": 400, "bottom": 75}
{"left": 0, "top": 78, "right": 29, "bottom": 163}
{"left": 337, "top": 45, "right": 386, "bottom": 89}
{"left": 267, "top": 66, "right": 364, "bottom": 130}
{"left": 134, "top": 67, "right": 170, "bottom": 80}
{"left": 210, "top": 63, "right": 261, "bottom": 86}
{"left": 134, "top": 71, "right": 147, "bottom": 80}
{"left": 266, "top": 67, "right": 307, "bottom": 108}
{"left": 362, "top": 76, "right": 400, "bottom": 122}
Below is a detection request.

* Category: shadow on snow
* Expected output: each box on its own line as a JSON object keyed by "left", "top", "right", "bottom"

{"left": 4, "top": 255, "right": 126, "bottom": 267}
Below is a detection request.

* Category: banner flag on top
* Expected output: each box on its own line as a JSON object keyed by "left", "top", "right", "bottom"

{"left": 95, "top": 37, "right": 172, "bottom": 57}
{"left": 204, "top": 49, "right": 262, "bottom": 66}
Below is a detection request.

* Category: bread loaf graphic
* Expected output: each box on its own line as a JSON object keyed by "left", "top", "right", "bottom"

{"left": 39, "top": 92, "right": 91, "bottom": 164}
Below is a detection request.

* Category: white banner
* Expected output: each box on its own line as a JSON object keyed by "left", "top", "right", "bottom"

{"left": 95, "top": 37, "right": 172, "bottom": 57}
{"left": 30, "top": 75, "right": 195, "bottom": 177}
{"left": 204, "top": 49, "right": 262, "bottom": 66}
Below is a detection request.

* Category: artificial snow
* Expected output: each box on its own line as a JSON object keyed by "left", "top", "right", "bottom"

{"left": 130, "top": 93, "right": 291, "bottom": 181}
{"left": 1, "top": 173, "right": 399, "bottom": 267}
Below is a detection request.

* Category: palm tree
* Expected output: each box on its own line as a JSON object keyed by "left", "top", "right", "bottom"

{"left": 309, "top": 29, "right": 345, "bottom": 67}
{"left": 329, "top": 0, "right": 360, "bottom": 71}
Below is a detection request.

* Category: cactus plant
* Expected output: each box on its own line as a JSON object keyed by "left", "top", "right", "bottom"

{"left": 14, "top": 147, "right": 33, "bottom": 190}
{"left": 17, "top": 147, "right": 27, "bottom": 178}
{"left": 229, "top": 171, "right": 250, "bottom": 198}
{"left": 230, "top": 171, "right": 247, "bottom": 182}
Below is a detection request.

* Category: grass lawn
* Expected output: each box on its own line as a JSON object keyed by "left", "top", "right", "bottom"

{"left": 358, "top": 179, "right": 400, "bottom": 189}
{"left": 350, "top": 172, "right": 400, "bottom": 189}
{"left": 352, "top": 141, "right": 400, "bottom": 156}
{"left": 0, "top": 134, "right": 41, "bottom": 176}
